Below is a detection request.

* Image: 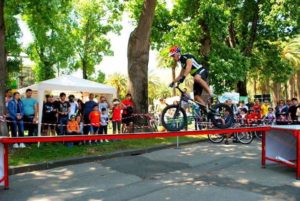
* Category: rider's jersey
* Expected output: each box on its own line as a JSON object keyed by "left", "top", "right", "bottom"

{"left": 179, "top": 54, "right": 203, "bottom": 76}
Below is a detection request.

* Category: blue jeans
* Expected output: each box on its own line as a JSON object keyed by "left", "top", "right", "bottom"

{"left": 11, "top": 119, "right": 24, "bottom": 138}
{"left": 58, "top": 116, "right": 68, "bottom": 135}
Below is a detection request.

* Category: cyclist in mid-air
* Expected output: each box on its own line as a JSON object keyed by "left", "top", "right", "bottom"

{"left": 168, "top": 46, "right": 211, "bottom": 106}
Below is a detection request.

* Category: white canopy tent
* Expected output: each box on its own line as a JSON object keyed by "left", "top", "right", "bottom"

{"left": 18, "top": 75, "right": 117, "bottom": 137}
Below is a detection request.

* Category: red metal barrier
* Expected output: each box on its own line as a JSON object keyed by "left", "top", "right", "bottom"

{"left": 0, "top": 126, "right": 270, "bottom": 190}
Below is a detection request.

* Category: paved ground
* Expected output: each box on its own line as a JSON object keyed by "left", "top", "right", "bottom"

{"left": 1, "top": 140, "right": 300, "bottom": 201}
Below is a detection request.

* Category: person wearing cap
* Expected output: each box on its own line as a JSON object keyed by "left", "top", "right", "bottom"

{"left": 112, "top": 98, "right": 122, "bottom": 134}
{"left": 168, "top": 46, "right": 210, "bottom": 106}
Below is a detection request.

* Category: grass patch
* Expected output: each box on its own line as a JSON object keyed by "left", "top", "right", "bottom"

{"left": 9, "top": 135, "right": 207, "bottom": 166}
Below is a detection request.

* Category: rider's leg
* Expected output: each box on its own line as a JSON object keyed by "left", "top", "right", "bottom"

{"left": 194, "top": 74, "right": 211, "bottom": 96}
{"left": 194, "top": 94, "right": 205, "bottom": 105}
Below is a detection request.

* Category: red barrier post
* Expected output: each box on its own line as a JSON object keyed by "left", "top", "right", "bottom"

{"left": 297, "top": 130, "right": 300, "bottom": 180}
{"left": 261, "top": 130, "right": 266, "bottom": 168}
{"left": 4, "top": 143, "right": 9, "bottom": 189}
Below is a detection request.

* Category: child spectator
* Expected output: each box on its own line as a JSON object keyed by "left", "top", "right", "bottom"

{"left": 237, "top": 108, "right": 248, "bottom": 125}
{"left": 263, "top": 108, "right": 276, "bottom": 125}
{"left": 67, "top": 115, "right": 80, "bottom": 135}
{"left": 112, "top": 99, "right": 122, "bottom": 134}
{"left": 121, "top": 93, "right": 135, "bottom": 133}
{"left": 99, "top": 108, "right": 109, "bottom": 142}
{"left": 261, "top": 100, "right": 270, "bottom": 117}
{"left": 42, "top": 95, "right": 57, "bottom": 136}
{"left": 66, "top": 115, "right": 80, "bottom": 147}
{"left": 55, "top": 92, "right": 70, "bottom": 135}
{"left": 89, "top": 105, "right": 101, "bottom": 135}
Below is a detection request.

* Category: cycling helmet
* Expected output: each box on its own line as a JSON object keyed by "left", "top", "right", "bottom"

{"left": 169, "top": 46, "right": 181, "bottom": 57}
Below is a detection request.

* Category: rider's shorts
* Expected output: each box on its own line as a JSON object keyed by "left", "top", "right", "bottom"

{"left": 193, "top": 67, "right": 208, "bottom": 96}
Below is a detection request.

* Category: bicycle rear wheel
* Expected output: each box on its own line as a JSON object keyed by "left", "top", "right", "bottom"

{"left": 161, "top": 105, "right": 187, "bottom": 131}
{"left": 236, "top": 132, "right": 254, "bottom": 144}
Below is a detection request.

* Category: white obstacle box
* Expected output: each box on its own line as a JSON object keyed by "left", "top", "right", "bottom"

{"left": 0, "top": 143, "right": 4, "bottom": 187}
{"left": 266, "top": 129, "right": 296, "bottom": 165}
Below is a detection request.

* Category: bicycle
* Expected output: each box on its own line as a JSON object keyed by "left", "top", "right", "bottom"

{"left": 161, "top": 83, "right": 234, "bottom": 131}
{"left": 207, "top": 124, "right": 254, "bottom": 144}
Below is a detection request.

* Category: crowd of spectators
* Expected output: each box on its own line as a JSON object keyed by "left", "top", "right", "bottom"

{"left": 4, "top": 88, "right": 135, "bottom": 148}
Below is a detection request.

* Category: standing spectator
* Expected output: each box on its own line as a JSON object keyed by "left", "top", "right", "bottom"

{"left": 288, "top": 98, "right": 299, "bottom": 124}
{"left": 261, "top": 100, "right": 270, "bottom": 117}
{"left": 8, "top": 92, "right": 26, "bottom": 148}
{"left": 83, "top": 93, "right": 97, "bottom": 134}
{"left": 42, "top": 95, "right": 57, "bottom": 136}
{"left": 99, "top": 108, "right": 109, "bottom": 142}
{"left": 22, "top": 89, "right": 38, "bottom": 137}
{"left": 98, "top": 96, "right": 111, "bottom": 115}
{"left": 286, "top": 99, "right": 292, "bottom": 109}
{"left": 76, "top": 99, "right": 84, "bottom": 116}
{"left": 252, "top": 98, "right": 262, "bottom": 114}
{"left": 68, "top": 95, "right": 78, "bottom": 118}
{"left": 246, "top": 98, "right": 254, "bottom": 110}
{"left": 5, "top": 89, "right": 12, "bottom": 136}
{"left": 112, "top": 99, "right": 122, "bottom": 134}
{"left": 121, "top": 93, "right": 135, "bottom": 133}
{"left": 89, "top": 105, "right": 101, "bottom": 135}
{"left": 275, "top": 100, "right": 289, "bottom": 124}
{"left": 55, "top": 93, "right": 70, "bottom": 135}
{"left": 226, "top": 99, "right": 238, "bottom": 116}
{"left": 237, "top": 101, "right": 248, "bottom": 113}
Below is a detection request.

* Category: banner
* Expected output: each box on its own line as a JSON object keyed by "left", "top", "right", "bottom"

{"left": 218, "top": 92, "right": 240, "bottom": 104}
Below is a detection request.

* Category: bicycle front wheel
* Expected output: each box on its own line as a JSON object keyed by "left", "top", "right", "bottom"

{"left": 207, "top": 134, "right": 225, "bottom": 143}
{"left": 161, "top": 105, "right": 187, "bottom": 131}
{"left": 236, "top": 132, "right": 254, "bottom": 144}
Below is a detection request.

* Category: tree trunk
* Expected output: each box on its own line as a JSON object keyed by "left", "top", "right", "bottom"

{"left": 199, "top": 19, "right": 211, "bottom": 69}
{"left": 272, "top": 82, "right": 281, "bottom": 104}
{"left": 289, "top": 74, "right": 295, "bottom": 99}
{"left": 237, "top": 0, "right": 261, "bottom": 96}
{"left": 253, "top": 78, "right": 257, "bottom": 95}
{"left": 284, "top": 82, "right": 288, "bottom": 100}
{"left": 127, "top": 0, "right": 157, "bottom": 114}
{"left": 0, "top": 0, "right": 8, "bottom": 136}
{"left": 82, "top": 59, "right": 88, "bottom": 79}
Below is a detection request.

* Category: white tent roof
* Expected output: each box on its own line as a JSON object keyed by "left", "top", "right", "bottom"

{"left": 18, "top": 75, "right": 117, "bottom": 139}
{"left": 19, "top": 75, "right": 116, "bottom": 95}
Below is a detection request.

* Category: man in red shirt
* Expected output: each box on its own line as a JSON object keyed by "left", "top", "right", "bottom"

{"left": 121, "top": 93, "right": 135, "bottom": 133}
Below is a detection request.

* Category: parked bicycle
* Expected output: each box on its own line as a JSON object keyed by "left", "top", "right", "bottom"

{"left": 161, "top": 83, "right": 234, "bottom": 131}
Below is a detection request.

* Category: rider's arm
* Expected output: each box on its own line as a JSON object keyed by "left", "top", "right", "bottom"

{"left": 174, "top": 68, "right": 185, "bottom": 82}
{"left": 183, "top": 59, "right": 192, "bottom": 77}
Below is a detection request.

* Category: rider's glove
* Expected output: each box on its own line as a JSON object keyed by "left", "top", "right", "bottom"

{"left": 178, "top": 76, "right": 186, "bottom": 83}
{"left": 169, "top": 82, "right": 175, "bottom": 88}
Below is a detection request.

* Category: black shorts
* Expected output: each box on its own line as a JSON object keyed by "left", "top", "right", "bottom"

{"left": 193, "top": 68, "right": 208, "bottom": 96}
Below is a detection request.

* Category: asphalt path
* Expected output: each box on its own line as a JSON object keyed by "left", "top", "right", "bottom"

{"left": 1, "top": 140, "right": 300, "bottom": 201}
